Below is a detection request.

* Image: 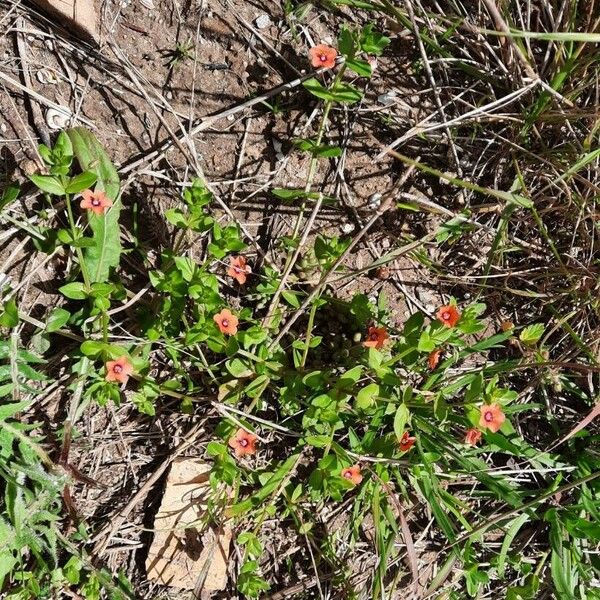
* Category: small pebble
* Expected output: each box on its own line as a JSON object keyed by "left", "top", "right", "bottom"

{"left": 368, "top": 192, "right": 382, "bottom": 209}
{"left": 45, "top": 39, "right": 54, "bottom": 51}
{"left": 375, "top": 267, "right": 390, "bottom": 280}
{"left": 227, "top": 114, "right": 235, "bottom": 121}
{"left": 0, "top": 123, "right": 7, "bottom": 133}
{"left": 377, "top": 91, "right": 396, "bottom": 105}
{"left": 166, "top": 91, "right": 173, "bottom": 100}
{"left": 255, "top": 14, "right": 272, "bottom": 29}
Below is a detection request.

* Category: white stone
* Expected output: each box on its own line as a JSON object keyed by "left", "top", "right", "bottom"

{"left": 255, "top": 14, "right": 272, "bottom": 29}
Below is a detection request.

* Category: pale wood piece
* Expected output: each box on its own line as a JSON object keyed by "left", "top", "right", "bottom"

{"left": 30, "top": 0, "right": 98, "bottom": 42}
{"left": 145, "top": 458, "right": 231, "bottom": 593}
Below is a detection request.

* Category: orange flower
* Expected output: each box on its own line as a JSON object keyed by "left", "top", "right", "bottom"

{"left": 80, "top": 189, "right": 112, "bottom": 216}
{"left": 228, "top": 428, "right": 257, "bottom": 457}
{"left": 341, "top": 464, "right": 363, "bottom": 485}
{"left": 436, "top": 304, "right": 460, "bottom": 328}
{"left": 464, "top": 428, "right": 482, "bottom": 446}
{"left": 363, "top": 326, "right": 389, "bottom": 349}
{"left": 213, "top": 308, "right": 238, "bottom": 335}
{"left": 428, "top": 348, "right": 442, "bottom": 369}
{"left": 399, "top": 431, "right": 416, "bottom": 452}
{"left": 308, "top": 44, "right": 338, "bottom": 69}
{"left": 227, "top": 256, "right": 251, "bottom": 285}
{"left": 479, "top": 403, "right": 505, "bottom": 433}
{"left": 105, "top": 356, "right": 134, "bottom": 385}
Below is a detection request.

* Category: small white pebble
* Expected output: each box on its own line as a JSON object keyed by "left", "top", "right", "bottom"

{"left": 255, "top": 14, "right": 272, "bottom": 29}
{"left": 227, "top": 114, "right": 235, "bottom": 121}
{"left": 377, "top": 91, "right": 396, "bottom": 105}
{"left": 45, "top": 39, "right": 54, "bottom": 51}
{"left": 0, "top": 123, "right": 7, "bottom": 133}
{"left": 368, "top": 192, "right": 382, "bottom": 209}
{"left": 165, "top": 91, "right": 173, "bottom": 100}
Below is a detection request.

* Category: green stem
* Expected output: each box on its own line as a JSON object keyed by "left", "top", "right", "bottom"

{"left": 64, "top": 194, "right": 91, "bottom": 291}
{"left": 300, "top": 301, "right": 318, "bottom": 368}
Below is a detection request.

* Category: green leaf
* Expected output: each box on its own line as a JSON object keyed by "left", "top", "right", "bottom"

{"left": 519, "top": 323, "right": 544, "bottom": 345}
{"left": 0, "top": 183, "right": 19, "bottom": 212}
{"left": 80, "top": 340, "right": 107, "bottom": 357}
{"left": 393, "top": 403, "right": 410, "bottom": 441}
{"left": 59, "top": 282, "right": 88, "bottom": 300}
{"left": 330, "top": 82, "right": 362, "bottom": 103}
{"left": 338, "top": 27, "right": 355, "bottom": 56}
{"left": 497, "top": 513, "right": 529, "bottom": 578}
{"left": 345, "top": 58, "right": 372, "bottom": 77}
{"left": 46, "top": 308, "right": 71, "bottom": 332}
{"left": 29, "top": 174, "right": 65, "bottom": 195}
{"left": 65, "top": 171, "right": 98, "bottom": 194}
{"left": 68, "top": 127, "right": 121, "bottom": 283}
{"left": 0, "top": 299, "right": 18, "bottom": 328}
{"left": 355, "top": 383, "right": 379, "bottom": 409}
{"left": 303, "top": 78, "right": 334, "bottom": 101}
{"left": 359, "top": 24, "right": 391, "bottom": 55}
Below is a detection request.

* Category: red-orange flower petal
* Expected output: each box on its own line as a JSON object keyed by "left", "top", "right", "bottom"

{"left": 105, "top": 356, "right": 134, "bottom": 385}
{"left": 213, "top": 308, "right": 239, "bottom": 335}
{"left": 428, "top": 348, "right": 442, "bottom": 369}
{"left": 478, "top": 403, "right": 506, "bottom": 433}
{"left": 363, "top": 326, "right": 389, "bottom": 349}
{"left": 341, "top": 464, "right": 363, "bottom": 485}
{"left": 227, "top": 256, "right": 251, "bottom": 285}
{"left": 399, "top": 431, "right": 416, "bottom": 452}
{"left": 436, "top": 304, "right": 461, "bottom": 328}
{"left": 464, "top": 428, "right": 482, "bottom": 446}
{"left": 80, "top": 189, "right": 113, "bottom": 216}
{"left": 308, "top": 44, "right": 338, "bottom": 69}
{"left": 228, "top": 428, "right": 258, "bottom": 457}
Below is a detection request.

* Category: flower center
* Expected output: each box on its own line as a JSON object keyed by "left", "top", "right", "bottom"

{"left": 234, "top": 266, "right": 241, "bottom": 273}
{"left": 370, "top": 332, "right": 379, "bottom": 340}
{"left": 442, "top": 311, "right": 451, "bottom": 320}
{"left": 239, "top": 438, "right": 248, "bottom": 447}
{"left": 222, "top": 319, "right": 229, "bottom": 327}
{"left": 343, "top": 470, "right": 353, "bottom": 479}
{"left": 484, "top": 410, "right": 493, "bottom": 422}
{"left": 91, "top": 198, "right": 101, "bottom": 207}
{"left": 319, "top": 54, "right": 327, "bottom": 62}
{"left": 113, "top": 364, "right": 123, "bottom": 374}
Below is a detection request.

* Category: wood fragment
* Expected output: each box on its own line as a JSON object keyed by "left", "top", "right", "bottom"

{"left": 145, "top": 458, "right": 231, "bottom": 594}
{"left": 30, "top": 0, "right": 99, "bottom": 43}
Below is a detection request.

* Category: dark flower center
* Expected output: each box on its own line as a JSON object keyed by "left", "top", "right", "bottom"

{"left": 319, "top": 54, "right": 327, "bottom": 62}
{"left": 484, "top": 410, "right": 493, "bottom": 422}
{"left": 91, "top": 198, "right": 101, "bottom": 206}
{"left": 370, "top": 332, "right": 379, "bottom": 340}
{"left": 239, "top": 438, "right": 248, "bottom": 447}
{"left": 442, "top": 311, "right": 451, "bottom": 320}
{"left": 343, "top": 470, "right": 353, "bottom": 479}
{"left": 222, "top": 319, "right": 229, "bottom": 327}
{"left": 113, "top": 364, "right": 123, "bottom": 374}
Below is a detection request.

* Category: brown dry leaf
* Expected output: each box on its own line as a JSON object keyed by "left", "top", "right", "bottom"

{"left": 30, "top": 0, "right": 98, "bottom": 42}
{"left": 146, "top": 458, "right": 231, "bottom": 595}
